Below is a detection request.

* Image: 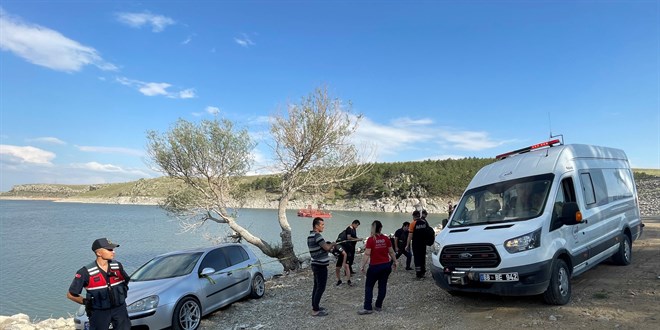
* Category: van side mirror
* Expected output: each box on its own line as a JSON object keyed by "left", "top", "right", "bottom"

{"left": 559, "top": 202, "right": 582, "bottom": 226}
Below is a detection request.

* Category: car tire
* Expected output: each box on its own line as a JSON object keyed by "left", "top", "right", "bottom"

{"left": 542, "top": 258, "right": 571, "bottom": 305}
{"left": 172, "top": 297, "right": 201, "bottom": 330}
{"left": 612, "top": 233, "right": 632, "bottom": 266}
{"left": 250, "top": 273, "right": 265, "bottom": 299}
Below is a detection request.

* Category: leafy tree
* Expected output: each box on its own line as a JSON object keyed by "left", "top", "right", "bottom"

{"left": 146, "top": 119, "right": 291, "bottom": 266}
{"left": 269, "top": 86, "right": 373, "bottom": 270}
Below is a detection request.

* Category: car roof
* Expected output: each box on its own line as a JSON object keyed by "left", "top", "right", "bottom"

{"left": 155, "top": 242, "right": 245, "bottom": 258}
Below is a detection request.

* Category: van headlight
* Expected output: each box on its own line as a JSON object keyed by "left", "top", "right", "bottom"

{"left": 127, "top": 295, "right": 159, "bottom": 313}
{"left": 432, "top": 242, "right": 442, "bottom": 255}
{"left": 504, "top": 228, "right": 541, "bottom": 253}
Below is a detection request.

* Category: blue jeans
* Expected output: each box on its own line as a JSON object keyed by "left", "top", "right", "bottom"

{"left": 363, "top": 262, "right": 392, "bottom": 310}
{"left": 311, "top": 265, "right": 328, "bottom": 312}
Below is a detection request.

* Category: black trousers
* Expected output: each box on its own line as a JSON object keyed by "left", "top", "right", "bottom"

{"left": 311, "top": 264, "right": 328, "bottom": 312}
{"left": 412, "top": 244, "right": 427, "bottom": 278}
{"left": 396, "top": 248, "right": 412, "bottom": 268}
{"left": 89, "top": 304, "right": 131, "bottom": 330}
{"left": 363, "top": 262, "right": 392, "bottom": 310}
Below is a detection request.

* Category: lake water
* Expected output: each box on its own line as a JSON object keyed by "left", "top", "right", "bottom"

{"left": 0, "top": 200, "right": 443, "bottom": 319}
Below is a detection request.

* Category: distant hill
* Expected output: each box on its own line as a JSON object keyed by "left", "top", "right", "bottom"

{"left": 1, "top": 160, "right": 657, "bottom": 206}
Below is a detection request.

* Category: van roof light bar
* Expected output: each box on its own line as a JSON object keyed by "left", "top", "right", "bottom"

{"left": 495, "top": 139, "right": 562, "bottom": 160}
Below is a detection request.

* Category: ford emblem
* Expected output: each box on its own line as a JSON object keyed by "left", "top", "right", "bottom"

{"left": 459, "top": 252, "right": 473, "bottom": 259}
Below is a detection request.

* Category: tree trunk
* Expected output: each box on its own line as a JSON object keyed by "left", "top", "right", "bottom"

{"left": 276, "top": 192, "right": 300, "bottom": 271}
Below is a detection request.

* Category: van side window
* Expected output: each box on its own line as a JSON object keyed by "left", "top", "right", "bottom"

{"left": 603, "top": 168, "right": 634, "bottom": 202}
{"left": 550, "top": 177, "right": 576, "bottom": 232}
{"left": 580, "top": 173, "right": 597, "bottom": 205}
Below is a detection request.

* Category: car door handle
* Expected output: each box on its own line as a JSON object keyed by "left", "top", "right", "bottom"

{"left": 226, "top": 271, "right": 232, "bottom": 276}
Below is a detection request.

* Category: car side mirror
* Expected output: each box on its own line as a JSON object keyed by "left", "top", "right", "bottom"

{"left": 199, "top": 267, "right": 216, "bottom": 277}
{"left": 559, "top": 202, "right": 582, "bottom": 226}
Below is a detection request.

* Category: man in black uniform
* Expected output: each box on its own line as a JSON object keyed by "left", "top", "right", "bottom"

{"left": 342, "top": 219, "right": 361, "bottom": 274}
{"left": 67, "top": 238, "right": 131, "bottom": 330}
{"left": 405, "top": 210, "right": 429, "bottom": 278}
{"left": 394, "top": 221, "right": 412, "bottom": 270}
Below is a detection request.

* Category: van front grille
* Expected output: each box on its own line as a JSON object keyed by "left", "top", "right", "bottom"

{"left": 440, "top": 244, "right": 500, "bottom": 268}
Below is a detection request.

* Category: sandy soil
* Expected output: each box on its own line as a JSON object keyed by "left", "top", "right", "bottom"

{"left": 202, "top": 222, "right": 660, "bottom": 330}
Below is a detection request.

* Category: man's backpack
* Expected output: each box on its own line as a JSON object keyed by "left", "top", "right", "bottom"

{"left": 418, "top": 219, "right": 436, "bottom": 246}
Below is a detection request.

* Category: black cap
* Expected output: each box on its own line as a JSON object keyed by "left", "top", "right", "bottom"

{"left": 92, "top": 238, "right": 119, "bottom": 251}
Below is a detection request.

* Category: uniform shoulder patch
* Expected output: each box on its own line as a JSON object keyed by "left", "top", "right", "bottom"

{"left": 75, "top": 274, "right": 81, "bottom": 278}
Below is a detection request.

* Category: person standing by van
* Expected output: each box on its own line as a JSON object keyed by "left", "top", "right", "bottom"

{"left": 358, "top": 220, "right": 397, "bottom": 315}
{"left": 308, "top": 217, "right": 335, "bottom": 316}
{"left": 406, "top": 210, "right": 429, "bottom": 279}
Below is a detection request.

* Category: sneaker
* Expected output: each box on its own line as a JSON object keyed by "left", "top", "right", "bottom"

{"left": 375, "top": 307, "right": 382, "bottom": 312}
{"left": 357, "top": 309, "right": 373, "bottom": 315}
{"left": 312, "top": 310, "right": 328, "bottom": 317}
{"left": 347, "top": 280, "right": 353, "bottom": 286}
{"left": 336, "top": 280, "right": 342, "bottom": 286}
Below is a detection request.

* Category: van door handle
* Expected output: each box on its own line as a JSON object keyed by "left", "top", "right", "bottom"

{"left": 227, "top": 271, "right": 232, "bottom": 276}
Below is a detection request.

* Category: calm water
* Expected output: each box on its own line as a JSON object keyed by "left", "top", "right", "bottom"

{"left": 0, "top": 200, "right": 443, "bottom": 319}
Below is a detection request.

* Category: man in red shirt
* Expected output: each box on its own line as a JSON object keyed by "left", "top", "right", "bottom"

{"left": 358, "top": 220, "right": 397, "bottom": 314}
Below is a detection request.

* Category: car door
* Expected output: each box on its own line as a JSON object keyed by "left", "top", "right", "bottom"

{"left": 221, "top": 246, "right": 252, "bottom": 299}
{"left": 197, "top": 248, "right": 235, "bottom": 313}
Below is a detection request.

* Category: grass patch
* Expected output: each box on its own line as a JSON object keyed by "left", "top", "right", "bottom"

{"left": 592, "top": 291, "right": 610, "bottom": 299}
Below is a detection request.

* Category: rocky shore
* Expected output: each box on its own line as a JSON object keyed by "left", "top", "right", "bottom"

{"left": 0, "top": 314, "right": 73, "bottom": 330}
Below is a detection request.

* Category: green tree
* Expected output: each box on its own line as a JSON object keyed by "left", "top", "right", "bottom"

{"left": 269, "top": 86, "right": 373, "bottom": 270}
{"left": 146, "top": 118, "right": 291, "bottom": 267}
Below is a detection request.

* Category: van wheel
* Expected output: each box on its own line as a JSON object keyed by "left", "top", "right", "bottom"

{"left": 612, "top": 234, "right": 632, "bottom": 265}
{"left": 250, "top": 273, "right": 265, "bottom": 299}
{"left": 172, "top": 297, "right": 201, "bottom": 330}
{"left": 543, "top": 259, "right": 571, "bottom": 305}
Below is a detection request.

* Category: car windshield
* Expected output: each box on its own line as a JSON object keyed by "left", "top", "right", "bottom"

{"left": 131, "top": 252, "right": 203, "bottom": 281}
{"left": 449, "top": 174, "right": 554, "bottom": 228}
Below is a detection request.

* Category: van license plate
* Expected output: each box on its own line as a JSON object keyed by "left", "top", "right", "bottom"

{"left": 479, "top": 272, "right": 519, "bottom": 282}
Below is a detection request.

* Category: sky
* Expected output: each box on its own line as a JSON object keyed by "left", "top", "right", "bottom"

{"left": 1, "top": 0, "right": 659, "bottom": 192}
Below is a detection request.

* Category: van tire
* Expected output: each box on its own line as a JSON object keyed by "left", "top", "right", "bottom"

{"left": 612, "top": 234, "right": 632, "bottom": 266}
{"left": 543, "top": 259, "right": 571, "bottom": 305}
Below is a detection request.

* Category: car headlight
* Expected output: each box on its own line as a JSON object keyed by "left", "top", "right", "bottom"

{"left": 431, "top": 242, "right": 442, "bottom": 255}
{"left": 504, "top": 228, "right": 541, "bottom": 253}
{"left": 76, "top": 305, "right": 86, "bottom": 317}
{"left": 127, "top": 295, "right": 159, "bottom": 313}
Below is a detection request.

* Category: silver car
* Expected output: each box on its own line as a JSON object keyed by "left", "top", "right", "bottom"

{"left": 74, "top": 243, "right": 265, "bottom": 330}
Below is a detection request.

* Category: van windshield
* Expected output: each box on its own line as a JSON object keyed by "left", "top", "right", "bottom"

{"left": 449, "top": 174, "right": 554, "bottom": 227}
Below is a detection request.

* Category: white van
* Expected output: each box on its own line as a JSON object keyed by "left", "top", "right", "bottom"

{"left": 430, "top": 140, "right": 644, "bottom": 305}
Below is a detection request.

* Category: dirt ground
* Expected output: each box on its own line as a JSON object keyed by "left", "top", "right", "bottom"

{"left": 202, "top": 222, "right": 660, "bottom": 330}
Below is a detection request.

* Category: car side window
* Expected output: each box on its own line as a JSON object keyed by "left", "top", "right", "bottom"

{"left": 223, "top": 246, "right": 249, "bottom": 267}
{"left": 199, "top": 248, "right": 229, "bottom": 273}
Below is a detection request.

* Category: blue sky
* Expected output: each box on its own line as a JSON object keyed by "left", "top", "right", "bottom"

{"left": 1, "top": 1, "right": 658, "bottom": 192}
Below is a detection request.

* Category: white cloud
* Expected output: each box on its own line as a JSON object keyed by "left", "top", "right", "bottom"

{"left": 115, "top": 12, "right": 175, "bottom": 32}
{"left": 70, "top": 161, "right": 149, "bottom": 176}
{"left": 393, "top": 117, "right": 434, "bottom": 127}
{"left": 28, "top": 137, "right": 66, "bottom": 145}
{"left": 116, "top": 77, "right": 195, "bottom": 99}
{"left": 178, "top": 89, "right": 196, "bottom": 99}
{"left": 206, "top": 106, "right": 220, "bottom": 115}
{"left": 438, "top": 131, "right": 508, "bottom": 151}
{"left": 0, "top": 8, "right": 117, "bottom": 72}
{"left": 139, "top": 82, "right": 171, "bottom": 96}
{"left": 0, "top": 144, "right": 55, "bottom": 165}
{"left": 352, "top": 115, "right": 434, "bottom": 156}
{"left": 181, "top": 34, "right": 194, "bottom": 45}
{"left": 234, "top": 33, "right": 255, "bottom": 48}
{"left": 76, "top": 145, "right": 143, "bottom": 157}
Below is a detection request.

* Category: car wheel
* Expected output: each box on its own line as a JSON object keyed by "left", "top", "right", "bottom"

{"left": 172, "top": 297, "right": 201, "bottom": 330}
{"left": 612, "top": 233, "right": 632, "bottom": 265}
{"left": 543, "top": 258, "right": 571, "bottom": 305}
{"left": 250, "top": 273, "right": 265, "bottom": 299}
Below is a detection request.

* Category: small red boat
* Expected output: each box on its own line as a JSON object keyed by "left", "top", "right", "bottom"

{"left": 297, "top": 205, "right": 332, "bottom": 218}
